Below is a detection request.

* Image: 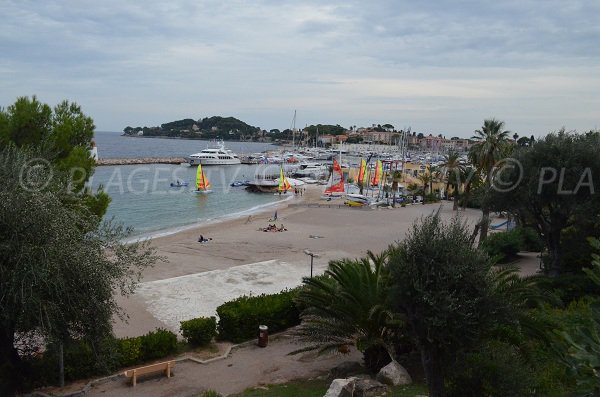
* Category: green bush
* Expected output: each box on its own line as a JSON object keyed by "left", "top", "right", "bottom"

{"left": 447, "top": 340, "right": 562, "bottom": 397}
{"left": 117, "top": 336, "right": 143, "bottom": 367}
{"left": 539, "top": 274, "right": 600, "bottom": 304}
{"left": 516, "top": 227, "right": 544, "bottom": 252}
{"left": 180, "top": 317, "right": 217, "bottom": 346}
{"left": 217, "top": 289, "right": 301, "bottom": 343}
{"left": 201, "top": 390, "right": 221, "bottom": 397}
{"left": 140, "top": 328, "right": 178, "bottom": 360}
{"left": 481, "top": 229, "right": 522, "bottom": 263}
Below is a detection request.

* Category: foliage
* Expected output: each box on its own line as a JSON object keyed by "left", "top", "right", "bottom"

{"left": 481, "top": 229, "right": 522, "bottom": 263}
{"left": 116, "top": 337, "right": 143, "bottom": 367}
{"left": 469, "top": 118, "right": 512, "bottom": 244}
{"left": 294, "top": 252, "right": 396, "bottom": 373}
{"left": 489, "top": 130, "right": 600, "bottom": 276}
{"left": 180, "top": 317, "right": 217, "bottom": 347}
{"left": 217, "top": 289, "right": 301, "bottom": 343}
{"left": 0, "top": 147, "right": 158, "bottom": 396}
{"left": 201, "top": 390, "right": 221, "bottom": 397}
{"left": 554, "top": 238, "right": 600, "bottom": 396}
{"left": 385, "top": 212, "right": 549, "bottom": 397}
{"left": 304, "top": 124, "right": 346, "bottom": 136}
{"left": 446, "top": 340, "right": 545, "bottom": 397}
{"left": 140, "top": 328, "right": 178, "bottom": 361}
{"left": 125, "top": 116, "right": 261, "bottom": 141}
{"left": 518, "top": 226, "right": 545, "bottom": 252}
{"left": 1, "top": 96, "right": 108, "bottom": 217}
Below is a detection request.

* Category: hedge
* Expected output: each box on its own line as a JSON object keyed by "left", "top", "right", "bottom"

{"left": 216, "top": 289, "right": 301, "bottom": 343}
{"left": 180, "top": 316, "right": 217, "bottom": 346}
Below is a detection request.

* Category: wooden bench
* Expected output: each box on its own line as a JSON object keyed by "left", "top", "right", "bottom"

{"left": 123, "top": 360, "right": 176, "bottom": 386}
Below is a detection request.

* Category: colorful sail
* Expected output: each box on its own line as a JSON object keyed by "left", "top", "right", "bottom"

{"left": 370, "top": 160, "right": 383, "bottom": 186}
{"left": 325, "top": 159, "right": 345, "bottom": 193}
{"left": 278, "top": 167, "right": 291, "bottom": 192}
{"left": 357, "top": 158, "right": 367, "bottom": 185}
{"left": 196, "top": 164, "right": 211, "bottom": 190}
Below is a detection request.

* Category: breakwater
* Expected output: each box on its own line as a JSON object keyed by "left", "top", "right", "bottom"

{"left": 96, "top": 157, "right": 188, "bottom": 166}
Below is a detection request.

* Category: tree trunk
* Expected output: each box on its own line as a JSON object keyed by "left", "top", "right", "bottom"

{"left": 0, "top": 328, "right": 19, "bottom": 397}
{"left": 420, "top": 345, "right": 446, "bottom": 397}
{"left": 478, "top": 207, "right": 490, "bottom": 246}
{"left": 545, "top": 228, "right": 563, "bottom": 277}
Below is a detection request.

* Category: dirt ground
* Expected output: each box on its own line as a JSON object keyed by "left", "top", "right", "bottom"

{"left": 64, "top": 330, "right": 362, "bottom": 397}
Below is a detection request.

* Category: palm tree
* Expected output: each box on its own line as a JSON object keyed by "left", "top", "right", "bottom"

{"left": 294, "top": 252, "right": 396, "bottom": 373}
{"left": 418, "top": 172, "right": 432, "bottom": 197}
{"left": 469, "top": 119, "right": 511, "bottom": 244}
{"left": 439, "top": 151, "right": 465, "bottom": 210}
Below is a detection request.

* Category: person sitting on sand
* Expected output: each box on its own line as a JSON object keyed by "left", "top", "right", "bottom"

{"left": 198, "top": 235, "right": 212, "bottom": 243}
{"left": 277, "top": 224, "right": 287, "bottom": 232}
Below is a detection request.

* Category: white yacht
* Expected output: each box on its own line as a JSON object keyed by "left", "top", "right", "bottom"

{"left": 293, "top": 162, "right": 328, "bottom": 178}
{"left": 188, "top": 141, "right": 241, "bottom": 166}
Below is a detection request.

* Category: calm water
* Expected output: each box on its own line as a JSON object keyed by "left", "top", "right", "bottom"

{"left": 91, "top": 132, "right": 285, "bottom": 237}
{"left": 94, "top": 130, "right": 275, "bottom": 159}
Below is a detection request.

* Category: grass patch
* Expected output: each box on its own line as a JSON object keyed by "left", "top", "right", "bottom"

{"left": 230, "top": 379, "right": 428, "bottom": 396}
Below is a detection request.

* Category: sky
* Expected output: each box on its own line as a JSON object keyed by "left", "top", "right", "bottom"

{"left": 1, "top": 0, "right": 599, "bottom": 138}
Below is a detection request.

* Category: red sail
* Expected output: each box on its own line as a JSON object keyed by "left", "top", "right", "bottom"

{"left": 325, "top": 159, "right": 345, "bottom": 193}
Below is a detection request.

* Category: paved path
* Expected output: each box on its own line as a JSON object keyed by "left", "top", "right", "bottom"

{"left": 80, "top": 331, "right": 362, "bottom": 397}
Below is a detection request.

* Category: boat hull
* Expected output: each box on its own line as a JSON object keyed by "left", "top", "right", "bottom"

{"left": 189, "top": 158, "right": 241, "bottom": 166}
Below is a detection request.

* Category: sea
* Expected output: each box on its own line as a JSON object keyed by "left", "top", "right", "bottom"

{"left": 90, "top": 131, "right": 286, "bottom": 238}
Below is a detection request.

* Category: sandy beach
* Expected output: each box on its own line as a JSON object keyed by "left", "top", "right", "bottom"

{"left": 113, "top": 185, "right": 483, "bottom": 337}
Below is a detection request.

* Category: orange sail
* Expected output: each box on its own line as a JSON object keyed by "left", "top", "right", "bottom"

{"left": 196, "top": 164, "right": 211, "bottom": 190}
{"left": 357, "top": 158, "right": 367, "bottom": 185}
{"left": 325, "top": 159, "right": 345, "bottom": 193}
{"left": 278, "top": 167, "right": 291, "bottom": 192}
{"left": 370, "top": 160, "right": 383, "bottom": 186}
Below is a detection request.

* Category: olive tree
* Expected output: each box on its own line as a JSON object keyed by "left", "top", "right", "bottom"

{"left": 0, "top": 147, "right": 158, "bottom": 396}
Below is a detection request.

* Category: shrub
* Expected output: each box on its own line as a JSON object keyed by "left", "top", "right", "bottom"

{"left": 117, "top": 336, "right": 143, "bottom": 367}
{"left": 217, "top": 289, "right": 301, "bottom": 343}
{"left": 517, "top": 226, "right": 544, "bottom": 252}
{"left": 180, "top": 317, "right": 217, "bottom": 346}
{"left": 201, "top": 390, "right": 221, "bottom": 397}
{"left": 140, "top": 328, "right": 178, "bottom": 360}
{"left": 446, "top": 340, "right": 558, "bottom": 397}
{"left": 481, "top": 229, "right": 521, "bottom": 263}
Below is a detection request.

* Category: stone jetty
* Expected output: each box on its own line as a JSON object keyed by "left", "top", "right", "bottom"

{"left": 96, "top": 157, "right": 188, "bottom": 166}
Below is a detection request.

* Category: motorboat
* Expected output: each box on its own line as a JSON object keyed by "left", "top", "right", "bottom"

{"left": 293, "top": 162, "right": 328, "bottom": 178}
{"left": 189, "top": 140, "right": 241, "bottom": 166}
{"left": 230, "top": 180, "right": 250, "bottom": 187}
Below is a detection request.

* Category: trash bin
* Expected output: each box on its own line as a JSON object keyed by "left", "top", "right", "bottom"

{"left": 258, "top": 325, "right": 268, "bottom": 347}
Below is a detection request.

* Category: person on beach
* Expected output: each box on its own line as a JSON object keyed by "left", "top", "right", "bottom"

{"left": 245, "top": 215, "right": 252, "bottom": 224}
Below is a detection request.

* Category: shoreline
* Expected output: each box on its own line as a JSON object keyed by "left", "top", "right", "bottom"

{"left": 113, "top": 187, "right": 484, "bottom": 337}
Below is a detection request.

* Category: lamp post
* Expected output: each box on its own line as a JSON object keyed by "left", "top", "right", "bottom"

{"left": 303, "top": 250, "right": 320, "bottom": 278}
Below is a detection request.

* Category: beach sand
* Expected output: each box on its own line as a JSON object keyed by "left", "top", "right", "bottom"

{"left": 113, "top": 185, "right": 483, "bottom": 337}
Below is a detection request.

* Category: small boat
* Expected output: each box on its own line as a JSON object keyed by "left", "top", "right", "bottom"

{"left": 230, "top": 180, "right": 250, "bottom": 187}
{"left": 170, "top": 180, "right": 189, "bottom": 187}
{"left": 194, "top": 164, "right": 212, "bottom": 194}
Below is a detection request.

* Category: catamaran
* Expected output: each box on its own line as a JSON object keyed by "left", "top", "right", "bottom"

{"left": 195, "top": 163, "right": 212, "bottom": 193}
{"left": 277, "top": 166, "right": 292, "bottom": 194}
{"left": 321, "top": 159, "right": 345, "bottom": 199}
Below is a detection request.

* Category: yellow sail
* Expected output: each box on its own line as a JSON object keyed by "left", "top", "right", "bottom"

{"left": 278, "top": 167, "right": 291, "bottom": 192}
{"left": 357, "top": 158, "right": 367, "bottom": 185}
{"left": 196, "top": 164, "right": 211, "bottom": 190}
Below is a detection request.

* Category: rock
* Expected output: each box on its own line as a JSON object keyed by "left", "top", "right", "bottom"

{"left": 324, "top": 377, "right": 389, "bottom": 397}
{"left": 329, "top": 361, "right": 365, "bottom": 379}
{"left": 376, "top": 361, "right": 412, "bottom": 386}
{"left": 323, "top": 378, "right": 354, "bottom": 397}
{"left": 353, "top": 378, "right": 390, "bottom": 397}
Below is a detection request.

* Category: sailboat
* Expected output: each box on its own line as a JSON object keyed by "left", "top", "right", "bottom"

{"left": 322, "top": 159, "right": 345, "bottom": 198}
{"left": 370, "top": 160, "right": 383, "bottom": 186}
{"left": 195, "top": 163, "right": 212, "bottom": 193}
{"left": 277, "top": 166, "right": 292, "bottom": 194}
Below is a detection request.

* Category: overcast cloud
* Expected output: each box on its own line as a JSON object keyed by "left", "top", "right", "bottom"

{"left": 1, "top": 0, "right": 599, "bottom": 137}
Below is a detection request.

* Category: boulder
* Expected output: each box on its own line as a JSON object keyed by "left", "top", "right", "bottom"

{"left": 329, "top": 361, "right": 365, "bottom": 379}
{"left": 323, "top": 378, "right": 354, "bottom": 397}
{"left": 324, "top": 377, "right": 389, "bottom": 397}
{"left": 353, "top": 378, "right": 390, "bottom": 397}
{"left": 376, "top": 361, "right": 412, "bottom": 386}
